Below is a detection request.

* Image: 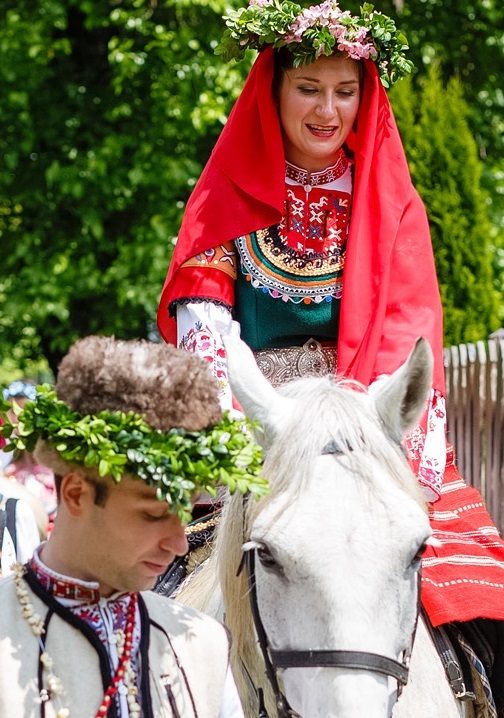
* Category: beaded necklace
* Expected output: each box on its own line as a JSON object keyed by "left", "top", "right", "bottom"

{"left": 13, "top": 564, "right": 140, "bottom": 718}
{"left": 94, "top": 591, "right": 139, "bottom": 718}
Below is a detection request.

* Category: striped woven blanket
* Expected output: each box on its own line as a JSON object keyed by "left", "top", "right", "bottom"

{"left": 422, "top": 461, "right": 504, "bottom": 628}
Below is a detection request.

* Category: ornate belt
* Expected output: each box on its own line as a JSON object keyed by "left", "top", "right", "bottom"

{"left": 253, "top": 339, "right": 337, "bottom": 387}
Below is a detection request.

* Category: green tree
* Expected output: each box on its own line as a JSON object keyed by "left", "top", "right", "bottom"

{"left": 344, "top": 0, "right": 504, "bottom": 222}
{"left": 391, "top": 66, "right": 501, "bottom": 346}
{"left": 0, "top": 0, "right": 249, "bottom": 373}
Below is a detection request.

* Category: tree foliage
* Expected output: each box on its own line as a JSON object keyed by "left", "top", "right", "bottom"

{"left": 344, "top": 0, "right": 504, "bottom": 208}
{"left": 0, "top": 0, "right": 502, "bottom": 376}
{"left": 0, "top": 0, "right": 250, "bottom": 374}
{"left": 390, "top": 66, "right": 501, "bottom": 346}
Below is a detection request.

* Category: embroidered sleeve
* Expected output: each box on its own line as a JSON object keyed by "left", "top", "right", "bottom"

{"left": 177, "top": 302, "right": 235, "bottom": 410}
{"left": 404, "top": 389, "right": 447, "bottom": 503}
{"left": 180, "top": 242, "right": 238, "bottom": 279}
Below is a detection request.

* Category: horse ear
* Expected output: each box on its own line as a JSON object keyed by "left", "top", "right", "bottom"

{"left": 371, "top": 338, "right": 434, "bottom": 443}
{"left": 223, "top": 334, "right": 292, "bottom": 434}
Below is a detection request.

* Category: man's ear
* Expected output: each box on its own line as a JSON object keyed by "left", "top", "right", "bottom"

{"left": 59, "top": 471, "right": 92, "bottom": 517}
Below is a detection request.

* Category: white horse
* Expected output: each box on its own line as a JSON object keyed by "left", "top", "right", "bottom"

{"left": 178, "top": 336, "right": 476, "bottom": 718}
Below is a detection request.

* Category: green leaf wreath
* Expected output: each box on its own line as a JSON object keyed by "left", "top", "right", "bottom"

{"left": 0, "top": 386, "right": 268, "bottom": 522}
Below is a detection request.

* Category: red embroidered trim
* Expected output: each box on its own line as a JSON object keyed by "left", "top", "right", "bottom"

{"left": 95, "top": 592, "right": 138, "bottom": 718}
{"left": 29, "top": 555, "right": 100, "bottom": 603}
{"left": 285, "top": 149, "right": 349, "bottom": 187}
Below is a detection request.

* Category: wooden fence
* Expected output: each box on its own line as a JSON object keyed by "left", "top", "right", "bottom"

{"left": 443, "top": 337, "right": 504, "bottom": 535}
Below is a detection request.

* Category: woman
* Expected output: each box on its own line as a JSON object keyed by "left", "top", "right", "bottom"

{"left": 158, "top": 1, "right": 504, "bottom": 711}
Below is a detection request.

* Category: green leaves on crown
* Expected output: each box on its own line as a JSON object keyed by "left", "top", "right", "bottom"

{"left": 216, "top": 0, "right": 413, "bottom": 87}
{"left": 0, "top": 386, "right": 268, "bottom": 523}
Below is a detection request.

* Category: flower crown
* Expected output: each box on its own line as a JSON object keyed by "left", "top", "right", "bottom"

{"left": 216, "top": 0, "right": 413, "bottom": 87}
{"left": 0, "top": 387, "right": 268, "bottom": 522}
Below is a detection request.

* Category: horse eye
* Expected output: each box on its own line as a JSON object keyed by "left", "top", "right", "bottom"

{"left": 257, "top": 544, "right": 280, "bottom": 572}
{"left": 410, "top": 543, "right": 427, "bottom": 569}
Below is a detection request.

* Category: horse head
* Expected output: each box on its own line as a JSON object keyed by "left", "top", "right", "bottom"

{"left": 219, "top": 336, "right": 435, "bottom": 718}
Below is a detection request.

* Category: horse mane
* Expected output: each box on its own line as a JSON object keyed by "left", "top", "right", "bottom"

{"left": 180, "top": 375, "right": 426, "bottom": 715}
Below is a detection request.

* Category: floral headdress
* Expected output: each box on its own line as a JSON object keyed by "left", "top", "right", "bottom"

{"left": 0, "top": 336, "right": 268, "bottom": 522}
{"left": 216, "top": 0, "right": 413, "bottom": 87}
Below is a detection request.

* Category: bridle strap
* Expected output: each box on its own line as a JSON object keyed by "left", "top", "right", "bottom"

{"left": 241, "top": 544, "right": 418, "bottom": 717}
{"left": 270, "top": 649, "right": 409, "bottom": 685}
{"left": 242, "top": 548, "right": 299, "bottom": 718}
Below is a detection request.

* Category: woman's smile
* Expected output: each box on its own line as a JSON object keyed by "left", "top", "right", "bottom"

{"left": 307, "top": 124, "right": 338, "bottom": 136}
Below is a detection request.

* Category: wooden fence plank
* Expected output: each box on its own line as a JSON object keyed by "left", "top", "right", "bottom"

{"left": 444, "top": 338, "right": 504, "bottom": 536}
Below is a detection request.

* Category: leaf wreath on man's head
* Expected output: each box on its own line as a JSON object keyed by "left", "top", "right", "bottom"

{"left": 0, "top": 389, "right": 267, "bottom": 523}
{"left": 0, "top": 335, "right": 268, "bottom": 522}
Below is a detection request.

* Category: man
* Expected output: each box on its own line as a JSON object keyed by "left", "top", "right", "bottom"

{"left": 0, "top": 335, "right": 266, "bottom": 718}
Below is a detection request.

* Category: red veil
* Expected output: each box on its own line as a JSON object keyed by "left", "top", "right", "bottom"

{"left": 157, "top": 47, "right": 445, "bottom": 393}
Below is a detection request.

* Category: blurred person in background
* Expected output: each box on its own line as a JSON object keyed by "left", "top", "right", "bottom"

{"left": 2, "top": 380, "right": 57, "bottom": 533}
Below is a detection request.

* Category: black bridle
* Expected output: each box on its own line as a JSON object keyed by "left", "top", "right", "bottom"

{"left": 240, "top": 547, "right": 421, "bottom": 718}
{"left": 238, "top": 440, "right": 422, "bottom": 718}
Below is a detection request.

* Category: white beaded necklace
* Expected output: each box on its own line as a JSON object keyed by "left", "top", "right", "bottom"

{"left": 13, "top": 563, "right": 140, "bottom": 718}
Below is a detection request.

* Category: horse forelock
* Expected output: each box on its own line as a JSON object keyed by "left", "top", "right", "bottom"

{"left": 247, "top": 376, "right": 424, "bottom": 526}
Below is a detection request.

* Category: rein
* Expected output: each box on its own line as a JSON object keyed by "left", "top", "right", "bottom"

{"left": 238, "top": 438, "right": 422, "bottom": 718}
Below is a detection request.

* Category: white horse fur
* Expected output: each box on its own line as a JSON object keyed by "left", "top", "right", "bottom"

{"left": 178, "top": 336, "right": 473, "bottom": 718}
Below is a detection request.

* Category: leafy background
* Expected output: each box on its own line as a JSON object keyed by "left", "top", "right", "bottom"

{"left": 0, "top": 0, "right": 503, "bottom": 381}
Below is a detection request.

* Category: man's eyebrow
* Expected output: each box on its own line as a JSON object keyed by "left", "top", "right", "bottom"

{"left": 129, "top": 489, "right": 166, "bottom": 503}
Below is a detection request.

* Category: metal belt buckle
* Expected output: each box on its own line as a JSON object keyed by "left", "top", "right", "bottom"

{"left": 253, "top": 339, "right": 337, "bottom": 387}
{"left": 296, "top": 339, "right": 332, "bottom": 377}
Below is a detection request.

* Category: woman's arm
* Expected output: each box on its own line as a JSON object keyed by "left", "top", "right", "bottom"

{"left": 176, "top": 302, "right": 236, "bottom": 411}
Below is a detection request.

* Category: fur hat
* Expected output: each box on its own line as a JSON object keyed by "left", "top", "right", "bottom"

{"left": 35, "top": 335, "right": 222, "bottom": 479}
{"left": 55, "top": 335, "right": 221, "bottom": 432}
{"left": 2, "top": 336, "right": 266, "bottom": 517}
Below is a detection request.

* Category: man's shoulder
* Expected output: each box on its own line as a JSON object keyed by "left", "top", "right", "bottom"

{"left": 141, "top": 592, "right": 231, "bottom": 690}
{"left": 141, "top": 590, "right": 222, "bottom": 624}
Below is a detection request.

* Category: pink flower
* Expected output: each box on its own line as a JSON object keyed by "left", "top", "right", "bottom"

{"left": 329, "top": 24, "right": 347, "bottom": 42}
{"left": 248, "top": 0, "right": 271, "bottom": 6}
{"left": 337, "top": 39, "right": 376, "bottom": 60}
{"left": 285, "top": 0, "right": 338, "bottom": 41}
{"left": 354, "top": 27, "right": 368, "bottom": 43}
